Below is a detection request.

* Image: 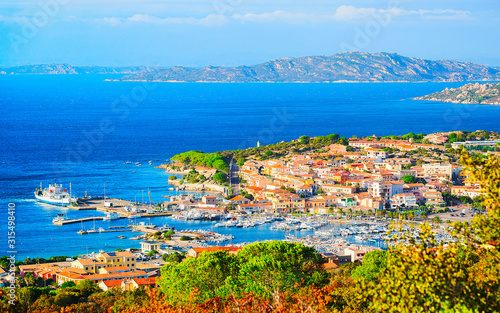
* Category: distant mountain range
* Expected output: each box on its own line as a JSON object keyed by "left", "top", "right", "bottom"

{"left": 415, "top": 82, "right": 500, "bottom": 105}
{"left": 117, "top": 52, "right": 500, "bottom": 83}
{"left": 3, "top": 52, "right": 500, "bottom": 83}
{"left": 0, "top": 64, "right": 147, "bottom": 75}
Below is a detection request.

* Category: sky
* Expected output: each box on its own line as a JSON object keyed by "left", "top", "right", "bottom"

{"left": 0, "top": 0, "right": 499, "bottom": 67}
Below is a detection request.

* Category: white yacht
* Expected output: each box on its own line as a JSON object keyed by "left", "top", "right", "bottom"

{"left": 103, "top": 212, "right": 120, "bottom": 221}
{"left": 52, "top": 213, "right": 69, "bottom": 224}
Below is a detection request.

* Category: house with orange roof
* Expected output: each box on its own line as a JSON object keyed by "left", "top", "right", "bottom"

{"left": 390, "top": 193, "right": 418, "bottom": 209}
{"left": 423, "top": 190, "right": 446, "bottom": 207}
{"left": 201, "top": 195, "right": 217, "bottom": 206}
{"left": 228, "top": 196, "right": 251, "bottom": 205}
{"left": 403, "top": 183, "right": 425, "bottom": 199}
{"left": 365, "top": 148, "right": 388, "bottom": 159}
{"left": 451, "top": 186, "right": 484, "bottom": 199}
{"left": 98, "top": 279, "right": 124, "bottom": 291}
{"left": 71, "top": 258, "right": 108, "bottom": 274}
{"left": 328, "top": 170, "right": 350, "bottom": 185}
{"left": 305, "top": 198, "right": 327, "bottom": 213}
{"left": 122, "top": 277, "right": 157, "bottom": 291}
{"left": 71, "top": 251, "right": 137, "bottom": 274}
{"left": 296, "top": 184, "right": 314, "bottom": 196}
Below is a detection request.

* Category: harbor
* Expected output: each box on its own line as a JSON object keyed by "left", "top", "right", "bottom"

{"left": 32, "top": 180, "right": 460, "bottom": 261}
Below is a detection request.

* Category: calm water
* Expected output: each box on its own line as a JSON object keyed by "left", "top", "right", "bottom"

{"left": 1, "top": 75, "right": 500, "bottom": 259}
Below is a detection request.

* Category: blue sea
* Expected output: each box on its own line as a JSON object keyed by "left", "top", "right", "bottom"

{"left": 1, "top": 75, "right": 500, "bottom": 259}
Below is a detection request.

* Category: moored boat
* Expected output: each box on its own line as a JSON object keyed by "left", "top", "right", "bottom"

{"left": 35, "top": 181, "right": 76, "bottom": 205}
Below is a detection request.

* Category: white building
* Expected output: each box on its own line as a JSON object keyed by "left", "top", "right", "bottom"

{"left": 390, "top": 193, "right": 418, "bottom": 209}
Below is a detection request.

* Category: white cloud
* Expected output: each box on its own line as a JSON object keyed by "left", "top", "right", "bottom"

{"left": 232, "top": 10, "right": 314, "bottom": 24}
{"left": 95, "top": 13, "right": 226, "bottom": 26}
{"left": 0, "top": 6, "right": 471, "bottom": 27}
{"left": 331, "top": 6, "right": 470, "bottom": 21}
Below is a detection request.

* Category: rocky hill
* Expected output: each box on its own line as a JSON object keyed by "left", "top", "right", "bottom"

{"left": 117, "top": 52, "right": 500, "bottom": 83}
{"left": 414, "top": 82, "right": 500, "bottom": 105}
{"left": 0, "top": 64, "right": 147, "bottom": 75}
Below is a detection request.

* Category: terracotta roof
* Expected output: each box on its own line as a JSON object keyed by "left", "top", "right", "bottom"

{"left": 132, "top": 277, "right": 156, "bottom": 286}
{"left": 102, "top": 279, "right": 124, "bottom": 287}
{"left": 57, "top": 271, "right": 86, "bottom": 280}
{"left": 229, "top": 196, "right": 246, "bottom": 201}
{"left": 75, "top": 258, "right": 107, "bottom": 266}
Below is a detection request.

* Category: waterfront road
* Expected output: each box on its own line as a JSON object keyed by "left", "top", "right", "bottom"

{"left": 230, "top": 160, "right": 240, "bottom": 196}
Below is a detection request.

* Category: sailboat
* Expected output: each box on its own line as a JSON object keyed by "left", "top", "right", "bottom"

{"left": 77, "top": 220, "right": 87, "bottom": 235}
{"left": 86, "top": 219, "right": 97, "bottom": 233}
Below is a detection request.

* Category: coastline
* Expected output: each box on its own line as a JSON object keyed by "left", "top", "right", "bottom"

{"left": 155, "top": 164, "right": 228, "bottom": 195}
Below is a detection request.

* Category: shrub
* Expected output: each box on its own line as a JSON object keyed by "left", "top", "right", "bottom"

{"left": 213, "top": 172, "right": 227, "bottom": 182}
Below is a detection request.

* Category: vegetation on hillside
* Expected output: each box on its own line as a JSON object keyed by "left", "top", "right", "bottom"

{"left": 171, "top": 151, "right": 229, "bottom": 173}
{"left": 218, "top": 133, "right": 347, "bottom": 161}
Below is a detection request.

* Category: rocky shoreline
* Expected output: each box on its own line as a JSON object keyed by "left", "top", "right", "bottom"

{"left": 156, "top": 164, "right": 228, "bottom": 195}
{"left": 414, "top": 82, "right": 500, "bottom": 105}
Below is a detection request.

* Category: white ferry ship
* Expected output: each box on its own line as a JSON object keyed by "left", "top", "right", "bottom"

{"left": 34, "top": 181, "right": 76, "bottom": 205}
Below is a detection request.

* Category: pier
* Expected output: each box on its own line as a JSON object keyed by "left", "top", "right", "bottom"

{"left": 80, "top": 229, "right": 133, "bottom": 234}
{"left": 53, "top": 216, "right": 109, "bottom": 225}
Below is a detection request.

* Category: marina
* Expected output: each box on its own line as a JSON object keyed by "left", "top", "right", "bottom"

{"left": 33, "top": 181, "right": 459, "bottom": 259}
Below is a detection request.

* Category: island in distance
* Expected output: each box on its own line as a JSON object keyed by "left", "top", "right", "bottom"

{"left": 3, "top": 51, "right": 500, "bottom": 83}
{"left": 117, "top": 51, "right": 500, "bottom": 83}
{"left": 415, "top": 82, "right": 500, "bottom": 105}
{"left": 0, "top": 63, "right": 148, "bottom": 75}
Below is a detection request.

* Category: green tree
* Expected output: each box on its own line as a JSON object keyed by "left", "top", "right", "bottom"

{"left": 237, "top": 158, "right": 246, "bottom": 167}
{"left": 299, "top": 135, "right": 310, "bottom": 144}
{"left": 236, "top": 241, "right": 328, "bottom": 299}
{"left": 339, "top": 137, "right": 349, "bottom": 145}
{"left": 168, "top": 175, "right": 177, "bottom": 180}
{"left": 351, "top": 250, "right": 388, "bottom": 282}
{"left": 401, "top": 175, "right": 417, "bottom": 184}
{"left": 213, "top": 172, "right": 227, "bottom": 182}
{"left": 163, "top": 252, "right": 184, "bottom": 264}
{"left": 327, "top": 133, "right": 340, "bottom": 141}
{"left": 54, "top": 289, "right": 80, "bottom": 307}
{"left": 24, "top": 273, "right": 35, "bottom": 286}
{"left": 77, "top": 279, "right": 99, "bottom": 297}
{"left": 61, "top": 281, "right": 76, "bottom": 289}
{"left": 157, "top": 250, "right": 239, "bottom": 303}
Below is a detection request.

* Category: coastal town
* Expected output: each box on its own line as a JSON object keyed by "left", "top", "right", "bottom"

{"left": 167, "top": 130, "right": 496, "bottom": 220}
{"left": 1, "top": 130, "right": 498, "bottom": 311}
